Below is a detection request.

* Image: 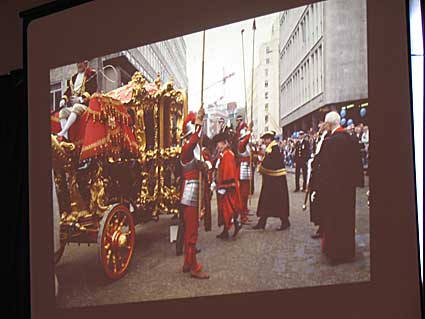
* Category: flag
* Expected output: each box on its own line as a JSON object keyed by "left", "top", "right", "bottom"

{"left": 253, "top": 19, "right": 256, "bottom": 30}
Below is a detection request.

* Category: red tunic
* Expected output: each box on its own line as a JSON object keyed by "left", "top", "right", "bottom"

{"left": 217, "top": 147, "right": 242, "bottom": 229}
{"left": 180, "top": 127, "right": 207, "bottom": 272}
{"left": 181, "top": 128, "right": 200, "bottom": 169}
{"left": 180, "top": 128, "right": 211, "bottom": 212}
{"left": 236, "top": 121, "right": 248, "bottom": 140}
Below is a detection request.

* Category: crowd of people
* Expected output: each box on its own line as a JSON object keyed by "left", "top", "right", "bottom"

{"left": 176, "top": 108, "right": 366, "bottom": 279}
{"left": 278, "top": 123, "right": 370, "bottom": 174}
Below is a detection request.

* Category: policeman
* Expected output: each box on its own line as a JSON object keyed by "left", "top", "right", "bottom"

{"left": 294, "top": 131, "right": 310, "bottom": 192}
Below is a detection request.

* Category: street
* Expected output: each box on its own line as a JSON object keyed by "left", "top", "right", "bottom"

{"left": 55, "top": 172, "right": 370, "bottom": 308}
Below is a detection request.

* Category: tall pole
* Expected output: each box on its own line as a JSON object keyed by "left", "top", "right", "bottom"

{"left": 250, "top": 19, "right": 256, "bottom": 129}
{"left": 249, "top": 19, "right": 256, "bottom": 200}
{"left": 198, "top": 30, "right": 206, "bottom": 214}
{"left": 241, "top": 29, "right": 248, "bottom": 116}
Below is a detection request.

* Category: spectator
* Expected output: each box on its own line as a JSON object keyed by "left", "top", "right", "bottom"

{"left": 361, "top": 126, "right": 369, "bottom": 168}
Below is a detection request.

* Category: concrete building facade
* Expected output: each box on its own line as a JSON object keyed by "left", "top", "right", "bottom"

{"left": 279, "top": 0, "right": 368, "bottom": 136}
{"left": 248, "top": 15, "right": 280, "bottom": 140}
{"left": 50, "top": 37, "right": 187, "bottom": 111}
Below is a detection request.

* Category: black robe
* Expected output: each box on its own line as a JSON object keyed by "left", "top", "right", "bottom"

{"left": 317, "top": 128, "right": 361, "bottom": 262}
{"left": 256, "top": 141, "right": 290, "bottom": 219}
{"left": 308, "top": 137, "right": 327, "bottom": 226}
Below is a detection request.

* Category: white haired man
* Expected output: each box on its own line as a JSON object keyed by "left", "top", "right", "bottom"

{"left": 316, "top": 111, "right": 363, "bottom": 265}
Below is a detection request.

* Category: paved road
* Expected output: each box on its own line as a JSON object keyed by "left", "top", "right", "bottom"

{"left": 55, "top": 172, "right": 370, "bottom": 308}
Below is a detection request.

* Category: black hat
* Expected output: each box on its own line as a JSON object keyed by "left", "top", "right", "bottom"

{"left": 236, "top": 114, "right": 243, "bottom": 120}
{"left": 260, "top": 130, "right": 276, "bottom": 139}
{"left": 213, "top": 132, "right": 228, "bottom": 144}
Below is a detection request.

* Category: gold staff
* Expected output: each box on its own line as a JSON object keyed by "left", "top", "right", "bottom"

{"left": 198, "top": 30, "right": 206, "bottom": 215}
{"left": 249, "top": 19, "right": 256, "bottom": 201}
{"left": 241, "top": 28, "right": 248, "bottom": 120}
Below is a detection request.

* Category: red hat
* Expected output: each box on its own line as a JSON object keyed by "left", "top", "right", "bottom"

{"left": 237, "top": 121, "right": 248, "bottom": 135}
{"left": 182, "top": 111, "right": 197, "bottom": 139}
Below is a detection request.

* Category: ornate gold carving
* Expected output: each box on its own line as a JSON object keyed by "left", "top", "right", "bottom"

{"left": 53, "top": 72, "right": 189, "bottom": 247}
{"left": 89, "top": 164, "right": 109, "bottom": 214}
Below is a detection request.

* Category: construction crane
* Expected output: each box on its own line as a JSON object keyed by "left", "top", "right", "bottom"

{"left": 203, "top": 71, "right": 235, "bottom": 92}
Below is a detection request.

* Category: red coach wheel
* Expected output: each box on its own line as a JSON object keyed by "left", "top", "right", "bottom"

{"left": 98, "top": 204, "right": 136, "bottom": 280}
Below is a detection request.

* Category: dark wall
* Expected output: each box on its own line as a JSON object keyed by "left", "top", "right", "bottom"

{"left": 0, "top": 0, "right": 50, "bottom": 75}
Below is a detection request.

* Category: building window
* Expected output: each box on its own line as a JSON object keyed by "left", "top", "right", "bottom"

{"left": 265, "top": 92, "right": 269, "bottom": 99}
{"left": 265, "top": 126, "right": 269, "bottom": 131}
{"left": 266, "top": 58, "right": 270, "bottom": 64}
{"left": 50, "top": 82, "right": 62, "bottom": 112}
{"left": 265, "top": 115, "right": 269, "bottom": 123}
{"left": 265, "top": 68, "right": 269, "bottom": 76}
{"left": 265, "top": 103, "right": 269, "bottom": 112}
{"left": 311, "top": 5, "right": 315, "bottom": 42}
{"left": 265, "top": 80, "right": 269, "bottom": 88}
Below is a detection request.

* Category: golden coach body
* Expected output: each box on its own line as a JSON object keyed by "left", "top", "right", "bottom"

{"left": 51, "top": 72, "right": 188, "bottom": 280}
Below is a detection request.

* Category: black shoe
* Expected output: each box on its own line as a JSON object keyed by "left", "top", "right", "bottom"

{"left": 216, "top": 229, "right": 229, "bottom": 239}
{"left": 277, "top": 221, "right": 290, "bottom": 231}
{"left": 310, "top": 233, "right": 321, "bottom": 239}
{"left": 293, "top": 189, "right": 299, "bottom": 192}
{"left": 196, "top": 247, "right": 202, "bottom": 254}
{"left": 232, "top": 221, "right": 242, "bottom": 238}
{"left": 252, "top": 223, "right": 265, "bottom": 230}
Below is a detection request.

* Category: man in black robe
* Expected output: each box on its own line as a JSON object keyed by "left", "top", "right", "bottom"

{"left": 253, "top": 130, "right": 290, "bottom": 231}
{"left": 305, "top": 123, "right": 329, "bottom": 239}
{"left": 317, "top": 111, "right": 362, "bottom": 265}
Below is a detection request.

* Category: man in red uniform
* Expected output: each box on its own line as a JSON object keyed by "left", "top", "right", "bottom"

{"left": 235, "top": 114, "right": 247, "bottom": 139}
{"left": 213, "top": 132, "right": 242, "bottom": 239}
{"left": 56, "top": 60, "right": 97, "bottom": 141}
{"left": 180, "top": 109, "right": 210, "bottom": 279}
{"left": 237, "top": 120, "right": 253, "bottom": 224}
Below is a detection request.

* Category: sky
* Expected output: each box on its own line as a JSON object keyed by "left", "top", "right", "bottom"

{"left": 183, "top": 12, "right": 279, "bottom": 112}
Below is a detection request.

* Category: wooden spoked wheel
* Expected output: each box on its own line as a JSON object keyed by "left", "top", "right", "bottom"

{"left": 98, "top": 204, "right": 135, "bottom": 280}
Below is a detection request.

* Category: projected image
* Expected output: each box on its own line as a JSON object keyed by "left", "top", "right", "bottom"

{"left": 50, "top": 0, "right": 370, "bottom": 308}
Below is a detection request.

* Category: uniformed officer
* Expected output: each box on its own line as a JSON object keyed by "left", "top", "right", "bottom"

{"left": 180, "top": 109, "right": 210, "bottom": 279}
{"left": 294, "top": 131, "right": 310, "bottom": 192}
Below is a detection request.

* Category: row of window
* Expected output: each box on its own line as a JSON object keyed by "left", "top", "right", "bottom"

{"left": 279, "top": 11, "right": 288, "bottom": 26}
{"left": 281, "top": 44, "right": 323, "bottom": 110}
{"left": 280, "top": 2, "right": 323, "bottom": 76}
{"left": 137, "top": 40, "right": 187, "bottom": 88}
{"left": 161, "top": 40, "right": 187, "bottom": 87}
